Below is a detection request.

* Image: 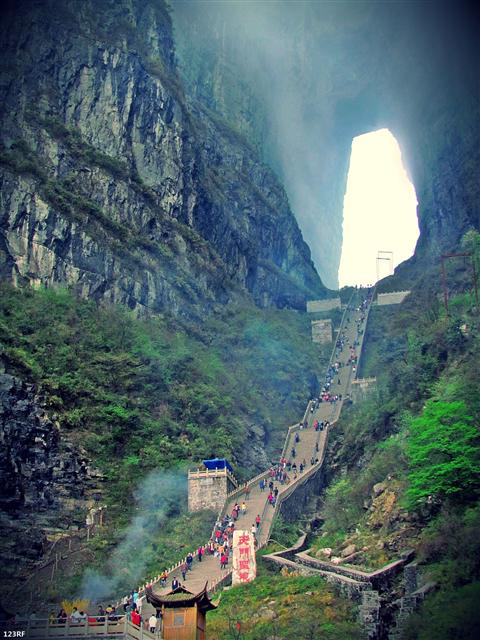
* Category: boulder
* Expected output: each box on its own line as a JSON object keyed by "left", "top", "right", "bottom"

{"left": 373, "top": 482, "right": 387, "bottom": 497}
{"left": 341, "top": 544, "right": 356, "bottom": 557}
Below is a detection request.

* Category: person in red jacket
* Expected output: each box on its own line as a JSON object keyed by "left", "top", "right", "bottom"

{"left": 130, "top": 610, "right": 141, "bottom": 627}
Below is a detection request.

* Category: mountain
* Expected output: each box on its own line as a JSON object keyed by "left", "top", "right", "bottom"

{"left": 0, "top": 0, "right": 326, "bottom": 318}
{"left": 172, "top": 0, "right": 480, "bottom": 289}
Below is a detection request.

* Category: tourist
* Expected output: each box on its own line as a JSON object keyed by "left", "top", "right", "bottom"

{"left": 220, "top": 553, "right": 228, "bottom": 569}
{"left": 70, "top": 608, "right": 81, "bottom": 624}
{"left": 198, "top": 545, "right": 204, "bottom": 562}
{"left": 181, "top": 561, "right": 188, "bottom": 581}
{"left": 57, "top": 609, "right": 67, "bottom": 624}
{"left": 172, "top": 577, "right": 180, "bottom": 590}
{"left": 241, "top": 501, "right": 247, "bottom": 516}
{"left": 186, "top": 552, "right": 194, "bottom": 570}
{"left": 160, "top": 570, "right": 168, "bottom": 588}
{"left": 130, "top": 609, "right": 141, "bottom": 627}
{"left": 255, "top": 514, "right": 261, "bottom": 529}
{"left": 149, "top": 614, "right": 157, "bottom": 634}
{"left": 259, "top": 478, "right": 265, "bottom": 492}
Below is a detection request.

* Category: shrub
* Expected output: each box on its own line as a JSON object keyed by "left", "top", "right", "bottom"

{"left": 406, "top": 400, "right": 480, "bottom": 508}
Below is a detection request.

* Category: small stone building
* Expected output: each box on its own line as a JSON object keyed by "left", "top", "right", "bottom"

{"left": 311, "top": 319, "right": 333, "bottom": 344}
{"left": 188, "top": 458, "right": 238, "bottom": 512}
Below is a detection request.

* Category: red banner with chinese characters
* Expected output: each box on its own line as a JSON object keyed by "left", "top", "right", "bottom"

{"left": 232, "top": 530, "right": 257, "bottom": 586}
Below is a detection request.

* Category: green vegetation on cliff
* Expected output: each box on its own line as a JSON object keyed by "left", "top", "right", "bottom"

{"left": 0, "top": 281, "right": 328, "bottom": 598}
{"left": 0, "top": 281, "right": 327, "bottom": 488}
{"left": 308, "top": 234, "right": 480, "bottom": 634}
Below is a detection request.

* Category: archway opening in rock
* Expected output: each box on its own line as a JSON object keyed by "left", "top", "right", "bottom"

{"left": 338, "top": 129, "right": 419, "bottom": 287}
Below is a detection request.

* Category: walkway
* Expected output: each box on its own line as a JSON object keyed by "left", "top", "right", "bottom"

{"left": 141, "top": 287, "right": 374, "bottom": 610}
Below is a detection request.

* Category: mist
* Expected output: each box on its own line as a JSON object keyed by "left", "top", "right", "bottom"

{"left": 171, "top": 0, "right": 379, "bottom": 289}
{"left": 80, "top": 470, "right": 187, "bottom": 603}
{"left": 171, "top": 0, "right": 471, "bottom": 289}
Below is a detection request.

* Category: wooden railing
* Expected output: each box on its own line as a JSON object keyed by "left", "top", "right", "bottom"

{"left": 0, "top": 616, "right": 156, "bottom": 639}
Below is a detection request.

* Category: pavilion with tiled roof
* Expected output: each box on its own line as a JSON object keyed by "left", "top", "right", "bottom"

{"left": 145, "top": 584, "right": 216, "bottom": 639}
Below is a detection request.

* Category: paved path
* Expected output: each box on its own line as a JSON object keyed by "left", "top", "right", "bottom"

{"left": 142, "top": 289, "right": 373, "bottom": 612}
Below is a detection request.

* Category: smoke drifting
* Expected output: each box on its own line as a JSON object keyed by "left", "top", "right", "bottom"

{"left": 80, "top": 470, "right": 187, "bottom": 602}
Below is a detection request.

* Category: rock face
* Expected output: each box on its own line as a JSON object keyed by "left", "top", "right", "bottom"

{"left": 172, "top": 0, "right": 479, "bottom": 288}
{"left": 0, "top": 0, "right": 326, "bottom": 317}
{"left": 0, "top": 369, "right": 101, "bottom": 595}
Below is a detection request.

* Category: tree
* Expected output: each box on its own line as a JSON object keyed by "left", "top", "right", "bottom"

{"left": 406, "top": 400, "right": 480, "bottom": 507}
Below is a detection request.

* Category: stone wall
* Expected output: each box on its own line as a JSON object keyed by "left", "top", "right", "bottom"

{"left": 351, "top": 378, "right": 377, "bottom": 403}
{"left": 307, "top": 298, "right": 341, "bottom": 313}
{"left": 311, "top": 319, "right": 333, "bottom": 344}
{"left": 278, "top": 465, "right": 326, "bottom": 522}
{"left": 376, "top": 291, "right": 411, "bottom": 306}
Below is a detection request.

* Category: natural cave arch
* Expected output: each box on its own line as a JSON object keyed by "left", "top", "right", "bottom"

{"left": 173, "top": 0, "right": 479, "bottom": 291}
{"left": 338, "top": 129, "right": 419, "bottom": 287}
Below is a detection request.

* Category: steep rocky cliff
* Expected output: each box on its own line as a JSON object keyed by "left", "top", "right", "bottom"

{"left": 0, "top": 0, "right": 325, "bottom": 317}
{"left": 172, "top": 0, "right": 479, "bottom": 289}
{"left": 0, "top": 363, "right": 102, "bottom": 599}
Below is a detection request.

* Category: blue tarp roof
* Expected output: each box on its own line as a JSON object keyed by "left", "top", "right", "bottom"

{"left": 203, "top": 458, "right": 234, "bottom": 473}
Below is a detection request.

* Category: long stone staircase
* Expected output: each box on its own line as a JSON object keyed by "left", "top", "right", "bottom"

{"left": 140, "top": 287, "right": 375, "bottom": 609}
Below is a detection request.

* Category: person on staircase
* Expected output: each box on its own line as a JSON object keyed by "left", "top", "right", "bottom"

{"left": 181, "top": 561, "right": 188, "bottom": 581}
{"left": 149, "top": 614, "right": 158, "bottom": 635}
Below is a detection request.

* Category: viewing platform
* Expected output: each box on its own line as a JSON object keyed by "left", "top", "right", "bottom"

{"left": 188, "top": 459, "right": 238, "bottom": 513}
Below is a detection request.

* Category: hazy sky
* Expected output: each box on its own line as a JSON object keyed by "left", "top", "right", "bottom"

{"left": 338, "top": 129, "right": 419, "bottom": 287}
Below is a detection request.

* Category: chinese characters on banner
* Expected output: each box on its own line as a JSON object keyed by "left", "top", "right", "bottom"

{"left": 232, "top": 529, "right": 257, "bottom": 586}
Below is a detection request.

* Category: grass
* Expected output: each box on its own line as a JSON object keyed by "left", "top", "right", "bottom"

{"left": 208, "top": 571, "right": 362, "bottom": 640}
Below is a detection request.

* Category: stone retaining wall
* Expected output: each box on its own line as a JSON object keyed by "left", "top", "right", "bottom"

{"left": 307, "top": 298, "right": 341, "bottom": 313}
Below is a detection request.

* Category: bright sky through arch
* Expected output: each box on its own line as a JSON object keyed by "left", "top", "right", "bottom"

{"left": 338, "top": 129, "right": 419, "bottom": 287}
